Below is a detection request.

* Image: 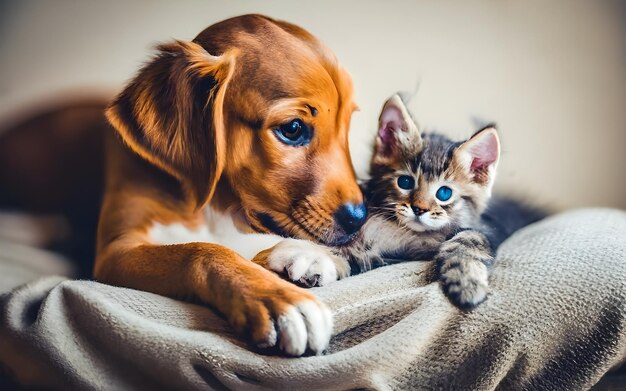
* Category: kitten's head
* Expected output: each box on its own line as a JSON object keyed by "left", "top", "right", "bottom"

{"left": 366, "top": 94, "right": 500, "bottom": 232}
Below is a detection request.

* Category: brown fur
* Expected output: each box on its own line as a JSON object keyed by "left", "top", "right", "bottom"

{"left": 96, "top": 14, "right": 362, "bottom": 353}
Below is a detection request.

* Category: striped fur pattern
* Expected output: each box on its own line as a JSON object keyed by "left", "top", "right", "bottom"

{"left": 263, "top": 94, "right": 545, "bottom": 308}
{"left": 329, "top": 103, "right": 486, "bottom": 306}
{"left": 338, "top": 94, "right": 500, "bottom": 307}
{"left": 351, "top": 94, "right": 548, "bottom": 308}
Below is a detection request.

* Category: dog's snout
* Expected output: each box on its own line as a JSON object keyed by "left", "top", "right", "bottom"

{"left": 335, "top": 203, "right": 367, "bottom": 235}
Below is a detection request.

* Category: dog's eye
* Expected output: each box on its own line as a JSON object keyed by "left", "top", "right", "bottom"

{"left": 274, "top": 119, "right": 312, "bottom": 146}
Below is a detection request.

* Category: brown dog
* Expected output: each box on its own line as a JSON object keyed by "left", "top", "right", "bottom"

{"left": 96, "top": 14, "right": 366, "bottom": 356}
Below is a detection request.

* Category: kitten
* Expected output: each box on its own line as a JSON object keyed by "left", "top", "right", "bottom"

{"left": 341, "top": 94, "right": 501, "bottom": 308}
{"left": 261, "top": 94, "right": 545, "bottom": 308}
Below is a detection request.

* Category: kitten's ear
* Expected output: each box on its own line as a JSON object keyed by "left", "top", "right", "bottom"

{"left": 454, "top": 126, "right": 500, "bottom": 191}
{"left": 373, "top": 94, "right": 422, "bottom": 163}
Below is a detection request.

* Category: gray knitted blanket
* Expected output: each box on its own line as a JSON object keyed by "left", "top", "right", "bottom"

{"left": 1, "top": 208, "right": 625, "bottom": 390}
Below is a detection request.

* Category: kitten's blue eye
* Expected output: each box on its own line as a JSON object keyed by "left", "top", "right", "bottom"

{"left": 274, "top": 119, "right": 312, "bottom": 146}
{"left": 436, "top": 186, "right": 453, "bottom": 201}
{"left": 397, "top": 175, "right": 415, "bottom": 190}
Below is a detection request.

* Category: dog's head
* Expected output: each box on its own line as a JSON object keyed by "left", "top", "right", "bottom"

{"left": 106, "top": 14, "right": 365, "bottom": 246}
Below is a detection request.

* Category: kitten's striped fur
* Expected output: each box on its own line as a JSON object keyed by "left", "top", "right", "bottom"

{"left": 341, "top": 95, "right": 544, "bottom": 308}
{"left": 267, "top": 94, "right": 545, "bottom": 309}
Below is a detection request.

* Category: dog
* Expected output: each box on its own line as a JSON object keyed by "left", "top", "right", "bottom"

{"left": 96, "top": 14, "right": 366, "bottom": 356}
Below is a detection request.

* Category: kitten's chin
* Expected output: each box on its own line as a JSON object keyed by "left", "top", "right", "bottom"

{"left": 410, "top": 216, "right": 449, "bottom": 232}
{"left": 400, "top": 214, "right": 449, "bottom": 232}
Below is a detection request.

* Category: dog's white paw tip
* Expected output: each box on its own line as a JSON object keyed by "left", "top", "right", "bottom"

{"left": 277, "top": 306, "right": 308, "bottom": 356}
{"left": 256, "top": 323, "right": 278, "bottom": 349}
{"left": 275, "top": 300, "right": 333, "bottom": 356}
{"left": 297, "top": 300, "right": 333, "bottom": 354}
{"left": 268, "top": 239, "right": 341, "bottom": 287}
{"left": 285, "top": 255, "right": 311, "bottom": 281}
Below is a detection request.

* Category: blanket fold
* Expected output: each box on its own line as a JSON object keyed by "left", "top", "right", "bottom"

{"left": 1, "top": 208, "right": 625, "bottom": 390}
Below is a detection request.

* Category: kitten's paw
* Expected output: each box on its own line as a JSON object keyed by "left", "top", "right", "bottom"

{"left": 439, "top": 260, "right": 490, "bottom": 309}
{"left": 436, "top": 230, "right": 493, "bottom": 309}
{"left": 266, "top": 239, "right": 349, "bottom": 287}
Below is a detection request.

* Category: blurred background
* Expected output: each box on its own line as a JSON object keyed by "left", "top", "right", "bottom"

{"left": 1, "top": 1, "right": 625, "bottom": 209}
{"left": 0, "top": 0, "right": 624, "bottom": 219}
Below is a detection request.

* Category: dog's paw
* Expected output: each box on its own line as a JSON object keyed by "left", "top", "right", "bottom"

{"left": 234, "top": 281, "right": 333, "bottom": 356}
{"left": 439, "top": 259, "right": 489, "bottom": 309}
{"left": 266, "top": 239, "right": 349, "bottom": 287}
{"left": 275, "top": 299, "right": 333, "bottom": 355}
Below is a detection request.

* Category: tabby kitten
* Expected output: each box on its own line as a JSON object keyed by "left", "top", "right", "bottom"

{"left": 263, "top": 94, "right": 544, "bottom": 308}
{"left": 341, "top": 94, "right": 502, "bottom": 307}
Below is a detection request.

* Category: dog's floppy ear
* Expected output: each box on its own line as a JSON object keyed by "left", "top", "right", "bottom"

{"left": 106, "top": 40, "right": 236, "bottom": 207}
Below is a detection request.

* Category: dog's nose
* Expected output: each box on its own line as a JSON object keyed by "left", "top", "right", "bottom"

{"left": 335, "top": 203, "right": 367, "bottom": 235}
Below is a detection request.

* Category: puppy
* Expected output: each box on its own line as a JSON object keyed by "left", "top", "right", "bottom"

{"left": 96, "top": 14, "right": 366, "bottom": 356}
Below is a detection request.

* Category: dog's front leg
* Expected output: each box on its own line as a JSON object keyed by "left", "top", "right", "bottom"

{"left": 253, "top": 239, "right": 351, "bottom": 287}
{"left": 95, "top": 242, "right": 332, "bottom": 356}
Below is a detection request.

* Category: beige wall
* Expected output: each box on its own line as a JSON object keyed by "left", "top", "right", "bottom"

{"left": 1, "top": 1, "right": 624, "bottom": 210}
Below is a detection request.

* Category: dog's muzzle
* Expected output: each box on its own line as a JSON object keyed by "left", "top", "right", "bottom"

{"left": 329, "top": 202, "right": 367, "bottom": 246}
